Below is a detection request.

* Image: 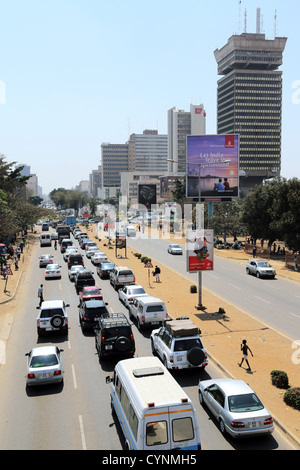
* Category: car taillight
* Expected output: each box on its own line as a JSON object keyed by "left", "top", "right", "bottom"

{"left": 128, "top": 298, "right": 133, "bottom": 302}
{"left": 116, "top": 277, "right": 119, "bottom": 282}
{"left": 27, "top": 373, "right": 35, "bottom": 379}
{"left": 101, "top": 336, "right": 105, "bottom": 344}
{"left": 264, "top": 417, "right": 273, "bottom": 426}
{"left": 231, "top": 421, "right": 245, "bottom": 428}
{"left": 141, "top": 315, "right": 145, "bottom": 323}
{"left": 130, "top": 334, "right": 134, "bottom": 342}
{"left": 133, "top": 276, "right": 135, "bottom": 282}
{"left": 54, "top": 370, "right": 62, "bottom": 376}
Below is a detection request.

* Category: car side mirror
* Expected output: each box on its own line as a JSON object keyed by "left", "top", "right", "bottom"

{"left": 66, "top": 304, "right": 70, "bottom": 307}
{"left": 106, "top": 375, "right": 113, "bottom": 384}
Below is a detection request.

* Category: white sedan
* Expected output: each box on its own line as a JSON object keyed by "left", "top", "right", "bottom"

{"left": 25, "top": 345, "right": 64, "bottom": 387}
{"left": 118, "top": 285, "right": 147, "bottom": 308}
{"left": 45, "top": 264, "right": 62, "bottom": 279}
{"left": 91, "top": 252, "right": 108, "bottom": 265}
{"left": 68, "top": 265, "right": 85, "bottom": 282}
{"left": 86, "top": 246, "right": 99, "bottom": 259}
{"left": 198, "top": 378, "right": 274, "bottom": 438}
{"left": 168, "top": 244, "right": 183, "bottom": 255}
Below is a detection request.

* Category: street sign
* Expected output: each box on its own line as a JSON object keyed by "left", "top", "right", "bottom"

{"left": 3, "top": 266, "right": 13, "bottom": 276}
{"left": 144, "top": 260, "right": 153, "bottom": 268}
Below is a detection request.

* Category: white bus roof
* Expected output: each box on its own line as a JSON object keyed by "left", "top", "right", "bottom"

{"left": 115, "top": 356, "right": 191, "bottom": 411}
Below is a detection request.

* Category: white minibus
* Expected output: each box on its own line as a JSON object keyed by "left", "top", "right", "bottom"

{"left": 40, "top": 234, "right": 51, "bottom": 247}
{"left": 106, "top": 356, "right": 201, "bottom": 450}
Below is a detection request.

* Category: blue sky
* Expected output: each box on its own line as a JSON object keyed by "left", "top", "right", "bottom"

{"left": 0, "top": 0, "right": 299, "bottom": 194}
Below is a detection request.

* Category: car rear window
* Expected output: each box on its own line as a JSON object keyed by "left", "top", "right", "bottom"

{"left": 83, "top": 288, "right": 100, "bottom": 295}
{"left": 173, "top": 338, "right": 203, "bottom": 351}
{"left": 119, "top": 270, "right": 133, "bottom": 276}
{"left": 40, "top": 308, "right": 64, "bottom": 318}
{"left": 30, "top": 354, "right": 58, "bottom": 367}
{"left": 146, "top": 305, "right": 164, "bottom": 312}
{"left": 86, "top": 307, "right": 108, "bottom": 317}
{"left": 103, "top": 326, "right": 130, "bottom": 338}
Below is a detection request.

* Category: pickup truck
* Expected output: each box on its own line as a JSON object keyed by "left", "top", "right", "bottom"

{"left": 150, "top": 318, "right": 208, "bottom": 370}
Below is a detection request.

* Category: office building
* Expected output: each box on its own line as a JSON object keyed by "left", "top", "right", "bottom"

{"left": 167, "top": 104, "right": 206, "bottom": 173}
{"left": 128, "top": 130, "right": 168, "bottom": 172}
{"left": 101, "top": 143, "right": 129, "bottom": 187}
{"left": 214, "top": 33, "right": 287, "bottom": 196}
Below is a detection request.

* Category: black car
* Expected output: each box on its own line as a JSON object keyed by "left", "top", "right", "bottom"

{"left": 75, "top": 269, "right": 95, "bottom": 293}
{"left": 68, "top": 253, "right": 84, "bottom": 269}
{"left": 79, "top": 300, "right": 109, "bottom": 331}
{"left": 94, "top": 313, "right": 135, "bottom": 360}
{"left": 97, "top": 262, "right": 115, "bottom": 279}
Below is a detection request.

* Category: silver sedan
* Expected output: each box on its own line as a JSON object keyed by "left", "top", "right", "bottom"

{"left": 246, "top": 259, "right": 276, "bottom": 279}
{"left": 68, "top": 265, "right": 85, "bottom": 282}
{"left": 198, "top": 378, "right": 274, "bottom": 438}
{"left": 167, "top": 244, "right": 183, "bottom": 255}
{"left": 25, "top": 345, "right": 64, "bottom": 387}
{"left": 118, "top": 285, "right": 147, "bottom": 308}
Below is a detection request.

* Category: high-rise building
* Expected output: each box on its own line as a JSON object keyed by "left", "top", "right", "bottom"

{"left": 101, "top": 143, "right": 129, "bottom": 187}
{"left": 168, "top": 104, "right": 206, "bottom": 173}
{"left": 214, "top": 33, "right": 287, "bottom": 196}
{"left": 128, "top": 130, "right": 168, "bottom": 172}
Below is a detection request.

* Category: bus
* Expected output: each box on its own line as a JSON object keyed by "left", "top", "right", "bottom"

{"left": 106, "top": 356, "right": 201, "bottom": 450}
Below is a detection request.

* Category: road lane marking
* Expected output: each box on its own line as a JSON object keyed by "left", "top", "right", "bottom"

{"left": 71, "top": 364, "right": 77, "bottom": 389}
{"left": 78, "top": 415, "right": 87, "bottom": 450}
{"left": 229, "top": 283, "right": 242, "bottom": 290}
{"left": 254, "top": 296, "right": 271, "bottom": 304}
{"left": 288, "top": 311, "right": 300, "bottom": 319}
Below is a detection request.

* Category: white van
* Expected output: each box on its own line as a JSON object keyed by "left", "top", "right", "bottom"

{"left": 126, "top": 225, "right": 136, "bottom": 237}
{"left": 106, "top": 356, "right": 201, "bottom": 450}
{"left": 40, "top": 234, "right": 52, "bottom": 247}
{"left": 128, "top": 295, "right": 168, "bottom": 330}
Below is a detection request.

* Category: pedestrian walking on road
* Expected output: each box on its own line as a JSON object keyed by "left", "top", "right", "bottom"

{"left": 14, "top": 257, "right": 19, "bottom": 270}
{"left": 238, "top": 339, "right": 253, "bottom": 371}
{"left": 252, "top": 245, "right": 257, "bottom": 258}
{"left": 38, "top": 284, "right": 44, "bottom": 307}
{"left": 294, "top": 255, "right": 298, "bottom": 272}
{"left": 154, "top": 265, "right": 161, "bottom": 282}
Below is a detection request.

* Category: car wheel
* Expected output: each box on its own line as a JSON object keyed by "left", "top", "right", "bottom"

{"left": 219, "top": 419, "right": 227, "bottom": 435}
{"left": 151, "top": 339, "right": 157, "bottom": 356}
{"left": 187, "top": 347, "right": 205, "bottom": 366}
{"left": 198, "top": 390, "right": 204, "bottom": 406}
{"left": 256, "top": 271, "right": 260, "bottom": 278}
{"left": 246, "top": 267, "right": 250, "bottom": 274}
{"left": 50, "top": 315, "right": 63, "bottom": 328}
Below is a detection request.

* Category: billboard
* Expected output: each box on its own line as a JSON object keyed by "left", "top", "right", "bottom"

{"left": 186, "top": 229, "right": 214, "bottom": 273}
{"left": 138, "top": 184, "right": 157, "bottom": 210}
{"left": 186, "top": 134, "right": 239, "bottom": 200}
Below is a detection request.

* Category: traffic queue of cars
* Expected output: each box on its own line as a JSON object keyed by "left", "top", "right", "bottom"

{"left": 29, "top": 223, "right": 275, "bottom": 445}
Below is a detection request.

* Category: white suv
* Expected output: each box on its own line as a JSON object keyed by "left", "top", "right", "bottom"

{"left": 37, "top": 300, "right": 69, "bottom": 336}
{"left": 151, "top": 318, "right": 208, "bottom": 371}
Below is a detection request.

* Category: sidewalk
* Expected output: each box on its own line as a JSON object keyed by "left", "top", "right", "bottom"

{"left": 1, "top": 228, "right": 299, "bottom": 448}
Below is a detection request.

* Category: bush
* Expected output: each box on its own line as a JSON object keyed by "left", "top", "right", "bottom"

{"left": 283, "top": 387, "right": 300, "bottom": 410}
{"left": 270, "top": 370, "right": 289, "bottom": 389}
{"left": 190, "top": 285, "right": 197, "bottom": 293}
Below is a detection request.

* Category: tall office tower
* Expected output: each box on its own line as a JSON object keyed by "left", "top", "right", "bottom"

{"left": 214, "top": 33, "right": 287, "bottom": 196}
{"left": 168, "top": 104, "right": 206, "bottom": 173}
{"left": 101, "top": 143, "right": 129, "bottom": 187}
{"left": 128, "top": 129, "right": 168, "bottom": 172}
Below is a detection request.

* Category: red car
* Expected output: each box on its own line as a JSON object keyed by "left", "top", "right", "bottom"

{"left": 79, "top": 286, "right": 103, "bottom": 305}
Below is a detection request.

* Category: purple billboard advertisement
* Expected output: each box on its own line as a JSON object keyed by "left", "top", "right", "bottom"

{"left": 186, "top": 134, "right": 239, "bottom": 200}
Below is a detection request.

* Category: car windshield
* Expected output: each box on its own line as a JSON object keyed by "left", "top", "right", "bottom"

{"left": 40, "top": 308, "right": 64, "bottom": 318}
{"left": 173, "top": 338, "right": 202, "bottom": 351}
{"left": 30, "top": 354, "right": 58, "bottom": 367}
{"left": 228, "top": 393, "right": 264, "bottom": 412}
{"left": 172, "top": 245, "right": 181, "bottom": 248}
{"left": 48, "top": 265, "right": 60, "bottom": 269}
{"left": 101, "top": 263, "right": 114, "bottom": 269}
{"left": 257, "top": 262, "right": 271, "bottom": 267}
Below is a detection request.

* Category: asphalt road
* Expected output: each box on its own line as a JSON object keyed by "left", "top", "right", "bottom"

{"left": 0, "top": 231, "right": 295, "bottom": 450}
{"left": 127, "top": 236, "right": 300, "bottom": 342}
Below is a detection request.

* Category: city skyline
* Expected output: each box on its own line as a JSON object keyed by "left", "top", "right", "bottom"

{"left": 0, "top": 0, "right": 299, "bottom": 194}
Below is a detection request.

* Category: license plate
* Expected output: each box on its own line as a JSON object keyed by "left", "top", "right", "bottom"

{"left": 94, "top": 317, "right": 100, "bottom": 321}
{"left": 38, "top": 373, "right": 50, "bottom": 379}
{"left": 105, "top": 345, "right": 113, "bottom": 350}
{"left": 249, "top": 421, "right": 257, "bottom": 428}
{"left": 151, "top": 321, "right": 159, "bottom": 325}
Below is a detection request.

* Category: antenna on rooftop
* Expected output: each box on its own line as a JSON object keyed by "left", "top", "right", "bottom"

{"left": 244, "top": 8, "right": 247, "bottom": 33}
{"left": 256, "top": 8, "right": 261, "bottom": 34}
{"left": 238, "top": 0, "right": 242, "bottom": 34}
{"left": 274, "top": 9, "right": 278, "bottom": 37}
